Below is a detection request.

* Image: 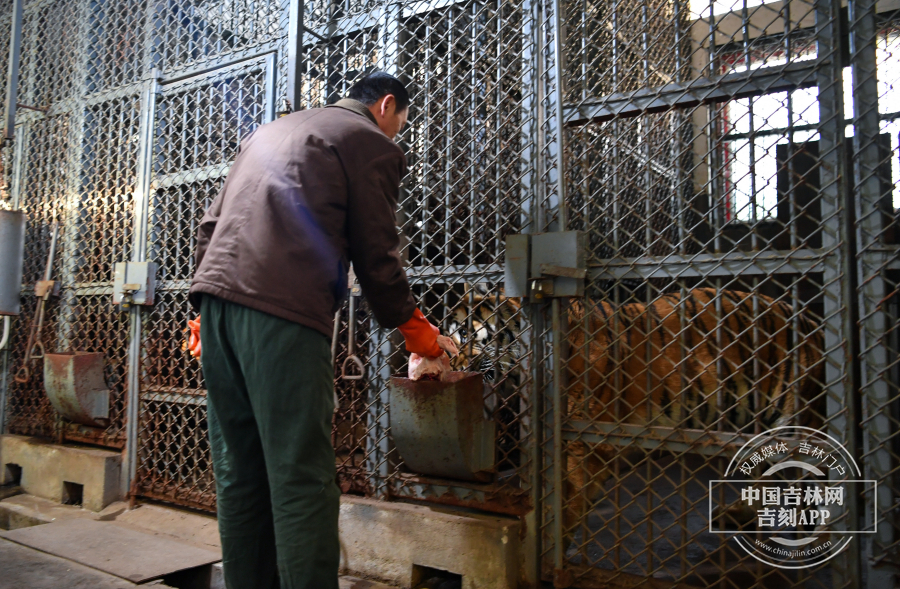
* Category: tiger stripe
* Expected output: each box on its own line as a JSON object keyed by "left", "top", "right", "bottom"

{"left": 563, "top": 288, "right": 824, "bottom": 539}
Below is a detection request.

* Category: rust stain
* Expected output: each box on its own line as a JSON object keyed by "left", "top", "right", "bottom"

{"left": 553, "top": 567, "right": 575, "bottom": 588}
{"left": 44, "top": 352, "right": 110, "bottom": 428}
{"left": 389, "top": 371, "right": 481, "bottom": 402}
{"left": 391, "top": 480, "right": 532, "bottom": 516}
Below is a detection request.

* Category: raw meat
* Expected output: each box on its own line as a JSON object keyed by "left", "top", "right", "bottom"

{"left": 408, "top": 352, "right": 451, "bottom": 381}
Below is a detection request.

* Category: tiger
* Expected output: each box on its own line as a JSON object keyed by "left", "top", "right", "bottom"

{"left": 446, "top": 288, "right": 523, "bottom": 411}
{"left": 439, "top": 286, "right": 824, "bottom": 543}
{"left": 563, "top": 287, "right": 824, "bottom": 540}
{"left": 444, "top": 287, "right": 526, "bottom": 470}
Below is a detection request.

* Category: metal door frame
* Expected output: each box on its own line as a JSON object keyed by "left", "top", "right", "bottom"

{"left": 535, "top": 0, "right": 890, "bottom": 583}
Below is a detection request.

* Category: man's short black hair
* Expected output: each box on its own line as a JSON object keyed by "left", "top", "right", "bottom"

{"left": 347, "top": 72, "right": 410, "bottom": 112}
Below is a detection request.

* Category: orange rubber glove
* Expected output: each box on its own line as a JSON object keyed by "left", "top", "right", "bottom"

{"left": 187, "top": 316, "right": 202, "bottom": 358}
{"left": 397, "top": 308, "right": 442, "bottom": 358}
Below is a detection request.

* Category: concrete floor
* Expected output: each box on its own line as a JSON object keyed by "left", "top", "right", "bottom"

{"left": 0, "top": 535, "right": 394, "bottom": 589}
{"left": 0, "top": 537, "right": 173, "bottom": 589}
{"left": 0, "top": 491, "right": 401, "bottom": 589}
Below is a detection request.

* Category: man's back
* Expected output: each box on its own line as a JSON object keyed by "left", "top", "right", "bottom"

{"left": 190, "top": 99, "right": 416, "bottom": 336}
{"left": 190, "top": 74, "right": 448, "bottom": 589}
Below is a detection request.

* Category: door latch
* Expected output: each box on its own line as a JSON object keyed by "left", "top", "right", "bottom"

{"left": 113, "top": 262, "right": 157, "bottom": 310}
{"left": 504, "top": 231, "right": 587, "bottom": 299}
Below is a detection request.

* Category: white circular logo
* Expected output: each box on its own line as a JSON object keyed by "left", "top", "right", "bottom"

{"left": 712, "top": 426, "right": 873, "bottom": 569}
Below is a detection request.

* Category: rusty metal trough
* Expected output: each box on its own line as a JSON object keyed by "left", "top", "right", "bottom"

{"left": 43, "top": 352, "right": 110, "bottom": 428}
{"left": 389, "top": 372, "right": 495, "bottom": 482}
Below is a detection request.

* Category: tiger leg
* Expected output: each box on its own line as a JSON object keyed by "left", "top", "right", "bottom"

{"left": 564, "top": 440, "right": 614, "bottom": 556}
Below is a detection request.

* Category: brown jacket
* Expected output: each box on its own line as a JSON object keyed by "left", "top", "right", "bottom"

{"left": 189, "top": 99, "right": 417, "bottom": 337}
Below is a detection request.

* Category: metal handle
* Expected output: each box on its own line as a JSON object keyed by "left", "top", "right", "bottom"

{"left": 29, "top": 340, "right": 44, "bottom": 360}
{"left": 13, "top": 220, "right": 59, "bottom": 385}
{"left": 14, "top": 307, "right": 41, "bottom": 384}
{"left": 13, "top": 363, "right": 29, "bottom": 384}
{"left": 330, "top": 309, "right": 341, "bottom": 364}
{"left": 341, "top": 276, "right": 364, "bottom": 380}
{"left": 340, "top": 355, "right": 365, "bottom": 380}
{"left": 347, "top": 294, "right": 357, "bottom": 357}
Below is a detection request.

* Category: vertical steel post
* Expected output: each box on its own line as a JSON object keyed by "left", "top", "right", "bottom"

{"left": 520, "top": 0, "right": 541, "bottom": 583}
{"left": 364, "top": 0, "right": 405, "bottom": 500}
{"left": 543, "top": 0, "right": 571, "bottom": 575}
{"left": 365, "top": 325, "right": 394, "bottom": 499}
{"left": 265, "top": 52, "right": 277, "bottom": 123}
{"left": 0, "top": 0, "right": 23, "bottom": 440}
{"left": 550, "top": 297, "right": 564, "bottom": 574}
{"left": 816, "top": 0, "right": 861, "bottom": 585}
{"left": 550, "top": 0, "right": 567, "bottom": 229}
{"left": 287, "top": 0, "right": 304, "bottom": 109}
{"left": 3, "top": 0, "right": 22, "bottom": 142}
{"left": 123, "top": 72, "right": 159, "bottom": 498}
{"left": 9, "top": 124, "right": 24, "bottom": 210}
{"left": 848, "top": 0, "right": 895, "bottom": 582}
{"left": 377, "top": 2, "right": 403, "bottom": 77}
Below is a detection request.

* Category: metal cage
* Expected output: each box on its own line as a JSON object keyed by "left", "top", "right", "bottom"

{"left": 0, "top": 0, "right": 897, "bottom": 586}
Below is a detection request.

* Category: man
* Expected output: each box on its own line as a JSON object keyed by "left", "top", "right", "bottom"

{"left": 188, "top": 72, "right": 455, "bottom": 589}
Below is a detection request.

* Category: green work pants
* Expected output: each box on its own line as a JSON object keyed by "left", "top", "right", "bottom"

{"left": 200, "top": 295, "right": 340, "bottom": 589}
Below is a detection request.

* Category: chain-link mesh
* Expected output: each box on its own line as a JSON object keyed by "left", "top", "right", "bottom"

{"left": 2, "top": 0, "right": 145, "bottom": 448}
{"left": 854, "top": 2, "right": 900, "bottom": 577}
{"left": 86, "top": 0, "right": 146, "bottom": 93}
{"left": 136, "top": 57, "right": 272, "bottom": 507}
{"left": 18, "top": 0, "right": 80, "bottom": 109}
{"left": 1, "top": 0, "right": 286, "bottom": 461}
{"left": 55, "top": 95, "right": 142, "bottom": 447}
{"left": 151, "top": 0, "right": 285, "bottom": 74}
{"left": 297, "top": 0, "right": 537, "bottom": 513}
{"left": 138, "top": 290, "right": 213, "bottom": 508}
{"left": 0, "top": 0, "right": 895, "bottom": 585}
{"left": 548, "top": 0, "right": 858, "bottom": 584}
{"left": 4, "top": 113, "right": 70, "bottom": 439}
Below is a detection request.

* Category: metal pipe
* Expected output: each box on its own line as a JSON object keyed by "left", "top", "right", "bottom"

{"left": 816, "top": 0, "right": 862, "bottom": 583}
{"left": 3, "top": 0, "right": 22, "bottom": 141}
{"left": 123, "top": 75, "right": 159, "bottom": 499}
{"left": 524, "top": 0, "right": 543, "bottom": 579}
{"left": 535, "top": 1, "right": 546, "bottom": 233}
{"left": 0, "top": 316, "right": 10, "bottom": 350}
{"left": 421, "top": 20, "right": 432, "bottom": 268}
{"left": 331, "top": 308, "right": 342, "bottom": 363}
{"left": 15, "top": 103, "right": 46, "bottom": 114}
{"left": 550, "top": 0, "right": 568, "bottom": 229}
{"left": 550, "top": 297, "right": 564, "bottom": 571}
{"left": 0, "top": 209, "right": 25, "bottom": 316}
{"left": 847, "top": 0, "right": 886, "bottom": 583}
{"left": 44, "top": 221, "right": 58, "bottom": 283}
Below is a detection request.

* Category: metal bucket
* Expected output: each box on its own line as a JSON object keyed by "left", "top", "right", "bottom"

{"left": 0, "top": 209, "right": 25, "bottom": 316}
{"left": 389, "top": 372, "right": 495, "bottom": 482}
{"left": 43, "top": 352, "right": 110, "bottom": 427}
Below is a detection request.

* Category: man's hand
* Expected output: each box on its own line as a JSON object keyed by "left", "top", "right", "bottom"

{"left": 401, "top": 312, "right": 458, "bottom": 381}
{"left": 187, "top": 316, "right": 202, "bottom": 358}
{"left": 398, "top": 308, "right": 446, "bottom": 359}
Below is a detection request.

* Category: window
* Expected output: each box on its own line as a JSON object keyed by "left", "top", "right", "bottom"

{"left": 721, "top": 40, "right": 819, "bottom": 222}
{"left": 720, "top": 21, "right": 900, "bottom": 223}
